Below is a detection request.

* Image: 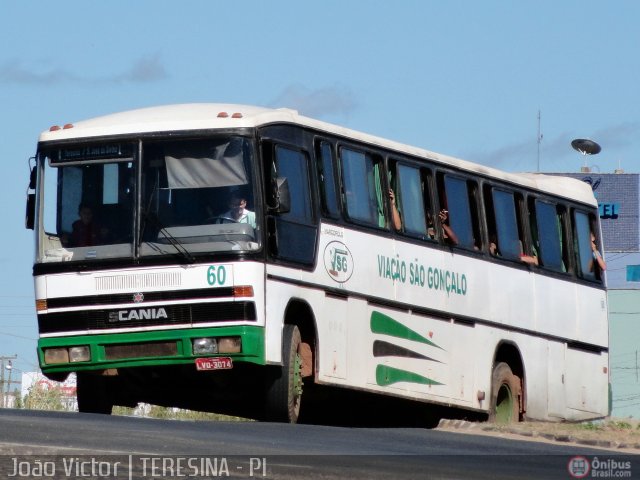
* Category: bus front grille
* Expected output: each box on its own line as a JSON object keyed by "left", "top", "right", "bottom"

{"left": 104, "top": 341, "right": 178, "bottom": 360}
{"left": 38, "top": 301, "right": 257, "bottom": 334}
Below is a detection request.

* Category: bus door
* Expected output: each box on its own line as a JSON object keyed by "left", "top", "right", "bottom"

{"left": 260, "top": 132, "right": 318, "bottom": 362}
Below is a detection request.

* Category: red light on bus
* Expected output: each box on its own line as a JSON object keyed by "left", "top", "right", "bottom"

{"left": 49, "top": 125, "right": 61, "bottom": 132}
{"left": 63, "top": 123, "right": 74, "bottom": 129}
{"left": 217, "top": 112, "right": 229, "bottom": 118}
{"left": 231, "top": 113, "right": 243, "bottom": 118}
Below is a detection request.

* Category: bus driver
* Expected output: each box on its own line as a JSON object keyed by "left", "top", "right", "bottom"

{"left": 222, "top": 193, "right": 256, "bottom": 228}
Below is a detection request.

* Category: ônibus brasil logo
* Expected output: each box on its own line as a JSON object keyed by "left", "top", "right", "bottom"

{"left": 568, "top": 456, "right": 632, "bottom": 478}
{"left": 324, "top": 241, "right": 353, "bottom": 283}
{"left": 568, "top": 456, "right": 590, "bottom": 478}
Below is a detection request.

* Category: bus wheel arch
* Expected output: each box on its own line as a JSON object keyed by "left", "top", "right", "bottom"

{"left": 489, "top": 342, "right": 525, "bottom": 423}
{"left": 264, "top": 299, "right": 317, "bottom": 423}
{"left": 283, "top": 298, "right": 317, "bottom": 380}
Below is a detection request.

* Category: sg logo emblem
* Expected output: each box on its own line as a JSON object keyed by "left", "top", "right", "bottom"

{"left": 324, "top": 241, "right": 354, "bottom": 283}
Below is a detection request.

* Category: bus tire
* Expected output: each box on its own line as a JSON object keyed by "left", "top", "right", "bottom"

{"left": 489, "top": 362, "right": 521, "bottom": 423}
{"left": 265, "top": 324, "right": 303, "bottom": 423}
{"left": 76, "top": 372, "right": 113, "bottom": 415}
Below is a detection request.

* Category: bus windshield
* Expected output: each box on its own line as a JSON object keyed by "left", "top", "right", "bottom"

{"left": 38, "top": 136, "right": 260, "bottom": 263}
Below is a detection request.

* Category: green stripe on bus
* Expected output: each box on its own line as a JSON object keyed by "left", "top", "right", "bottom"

{"left": 376, "top": 364, "right": 443, "bottom": 387}
{"left": 370, "top": 311, "right": 442, "bottom": 349}
{"left": 38, "top": 325, "right": 265, "bottom": 374}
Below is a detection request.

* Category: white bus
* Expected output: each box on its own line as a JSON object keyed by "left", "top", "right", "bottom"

{"left": 26, "top": 104, "right": 609, "bottom": 423}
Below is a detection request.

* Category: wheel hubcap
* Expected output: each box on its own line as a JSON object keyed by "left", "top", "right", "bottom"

{"left": 293, "top": 352, "right": 303, "bottom": 396}
{"left": 495, "top": 383, "right": 513, "bottom": 423}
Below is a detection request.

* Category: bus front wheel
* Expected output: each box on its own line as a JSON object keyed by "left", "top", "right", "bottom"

{"left": 76, "top": 372, "right": 114, "bottom": 415}
{"left": 265, "top": 324, "right": 303, "bottom": 423}
{"left": 489, "top": 362, "right": 521, "bottom": 423}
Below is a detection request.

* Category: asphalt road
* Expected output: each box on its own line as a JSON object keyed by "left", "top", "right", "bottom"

{"left": 0, "top": 409, "right": 636, "bottom": 479}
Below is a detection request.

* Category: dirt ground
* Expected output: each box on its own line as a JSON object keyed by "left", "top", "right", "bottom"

{"left": 437, "top": 417, "right": 640, "bottom": 453}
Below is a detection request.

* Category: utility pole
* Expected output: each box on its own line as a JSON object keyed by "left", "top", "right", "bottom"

{"left": 0, "top": 355, "right": 18, "bottom": 408}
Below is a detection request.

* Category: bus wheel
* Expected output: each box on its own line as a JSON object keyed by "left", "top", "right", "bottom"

{"left": 489, "top": 362, "right": 521, "bottom": 423}
{"left": 265, "top": 324, "right": 303, "bottom": 423}
{"left": 76, "top": 372, "right": 113, "bottom": 415}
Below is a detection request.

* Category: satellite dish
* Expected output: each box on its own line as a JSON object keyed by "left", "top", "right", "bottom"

{"left": 571, "top": 138, "right": 601, "bottom": 155}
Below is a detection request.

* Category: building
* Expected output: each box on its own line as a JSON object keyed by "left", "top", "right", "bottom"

{"left": 552, "top": 170, "right": 640, "bottom": 418}
{"left": 21, "top": 372, "right": 77, "bottom": 411}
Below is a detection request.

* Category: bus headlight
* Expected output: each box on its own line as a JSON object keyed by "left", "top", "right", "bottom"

{"left": 218, "top": 337, "right": 241, "bottom": 353}
{"left": 193, "top": 338, "right": 217, "bottom": 355}
{"left": 69, "top": 346, "right": 91, "bottom": 362}
{"left": 192, "top": 337, "right": 242, "bottom": 355}
{"left": 44, "top": 348, "right": 70, "bottom": 364}
{"left": 44, "top": 346, "right": 91, "bottom": 364}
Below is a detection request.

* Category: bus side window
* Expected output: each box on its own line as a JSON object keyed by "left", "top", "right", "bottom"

{"left": 574, "top": 210, "right": 603, "bottom": 282}
{"left": 526, "top": 196, "right": 540, "bottom": 261}
{"left": 484, "top": 186, "right": 522, "bottom": 261}
{"left": 391, "top": 161, "right": 431, "bottom": 239}
{"left": 274, "top": 145, "right": 313, "bottom": 222}
{"left": 532, "top": 199, "right": 568, "bottom": 272}
{"left": 557, "top": 205, "right": 570, "bottom": 271}
{"left": 270, "top": 145, "right": 316, "bottom": 265}
{"left": 439, "top": 173, "right": 481, "bottom": 250}
{"left": 316, "top": 140, "right": 339, "bottom": 218}
{"left": 340, "top": 147, "right": 385, "bottom": 228}
{"left": 468, "top": 181, "right": 483, "bottom": 250}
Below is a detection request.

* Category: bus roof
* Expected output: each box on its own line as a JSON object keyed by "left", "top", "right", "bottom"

{"left": 39, "top": 103, "right": 597, "bottom": 207}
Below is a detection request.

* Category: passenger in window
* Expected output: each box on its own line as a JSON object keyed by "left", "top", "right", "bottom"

{"left": 519, "top": 251, "right": 539, "bottom": 266}
{"left": 426, "top": 214, "right": 437, "bottom": 239}
{"left": 517, "top": 239, "right": 538, "bottom": 265}
{"left": 221, "top": 193, "right": 256, "bottom": 228}
{"left": 489, "top": 234, "right": 500, "bottom": 257}
{"left": 438, "top": 209, "right": 459, "bottom": 245}
{"left": 68, "top": 203, "right": 108, "bottom": 247}
{"left": 388, "top": 189, "right": 402, "bottom": 231}
{"left": 590, "top": 232, "right": 607, "bottom": 272}
{"left": 520, "top": 209, "right": 539, "bottom": 266}
{"left": 427, "top": 209, "right": 459, "bottom": 245}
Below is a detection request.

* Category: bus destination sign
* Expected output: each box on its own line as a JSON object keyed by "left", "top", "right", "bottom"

{"left": 54, "top": 144, "right": 134, "bottom": 164}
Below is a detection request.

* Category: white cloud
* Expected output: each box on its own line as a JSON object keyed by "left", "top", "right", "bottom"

{"left": 0, "top": 54, "right": 167, "bottom": 85}
{"left": 269, "top": 84, "right": 357, "bottom": 119}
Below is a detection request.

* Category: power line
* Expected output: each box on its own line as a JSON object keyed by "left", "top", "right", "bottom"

{"left": 0, "top": 332, "right": 37, "bottom": 341}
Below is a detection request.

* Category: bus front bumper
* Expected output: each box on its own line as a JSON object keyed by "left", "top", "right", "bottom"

{"left": 37, "top": 325, "right": 265, "bottom": 375}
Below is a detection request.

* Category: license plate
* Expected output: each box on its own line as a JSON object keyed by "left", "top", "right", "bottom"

{"left": 195, "top": 357, "right": 233, "bottom": 371}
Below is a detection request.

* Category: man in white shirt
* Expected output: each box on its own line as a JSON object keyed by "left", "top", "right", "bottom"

{"left": 223, "top": 194, "right": 256, "bottom": 228}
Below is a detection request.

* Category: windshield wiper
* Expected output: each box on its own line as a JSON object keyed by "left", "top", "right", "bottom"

{"left": 141, "top": 211, "right": 195, "bottom": 264}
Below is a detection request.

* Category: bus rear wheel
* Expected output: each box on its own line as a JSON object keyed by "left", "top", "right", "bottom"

{"left": 265, "top": 324, "right": 303, "bottom": 423}
{"left": 489, "top": 362, "right": 521, "bottom": 423}
{"left": 76, "top": 372, "right": 114, "bottom": 415}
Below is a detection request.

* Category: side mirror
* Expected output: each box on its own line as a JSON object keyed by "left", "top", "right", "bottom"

{"left": 274, "top": 177, "right": 290, "bottom": 214}
{"left": 29, "top": 166, "right": 37, "bottom": 190}
{"left": 26, "top": 165, "right": 37, "bottom": 230}
{"left": 25, "top": 193, "right": 35, "bottom": 230}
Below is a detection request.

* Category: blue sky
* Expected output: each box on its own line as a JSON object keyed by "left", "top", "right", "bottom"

{"left": 1, "top": 1, "right": 639, "bottom": 377}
